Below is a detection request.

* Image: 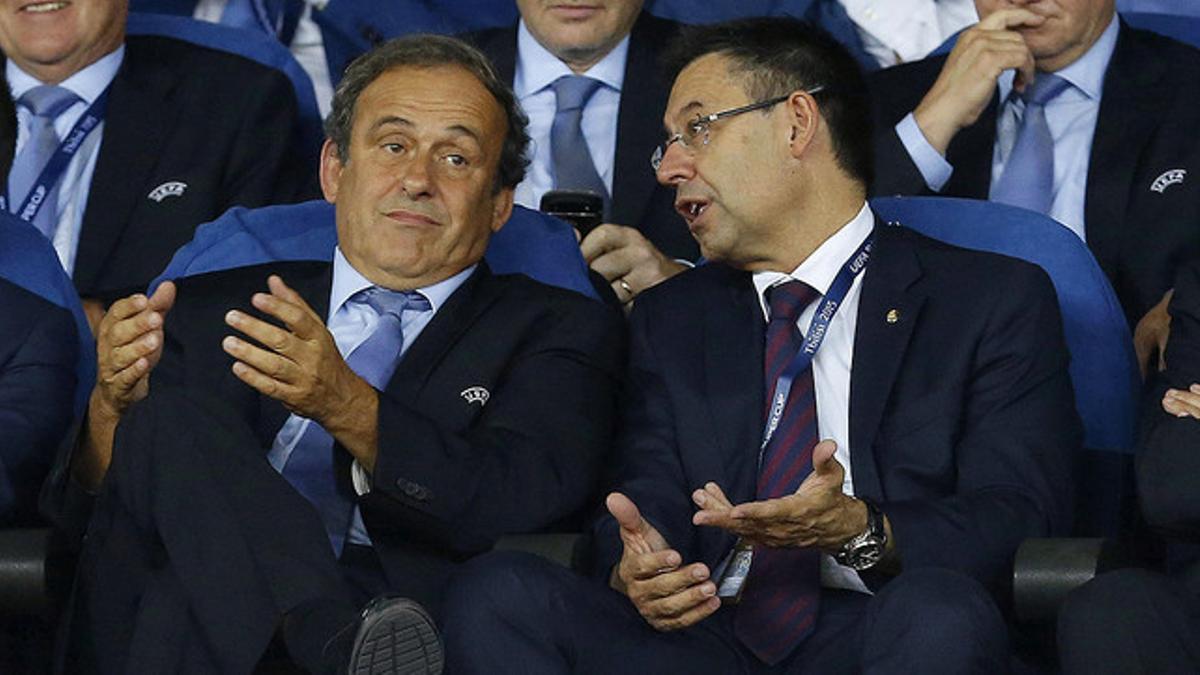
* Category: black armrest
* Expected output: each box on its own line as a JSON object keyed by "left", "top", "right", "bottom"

{"left": 1012, "top": 537, "right": 1133, "bottom": 624}
{"left": 0, "top": 527, "right": 53, "bottom": 617}
{"left": 494, "top": 533, "right": 583, "bottom": 570}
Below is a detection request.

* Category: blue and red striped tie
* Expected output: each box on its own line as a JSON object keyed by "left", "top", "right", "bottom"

{"left": 735, "top": 280, "right": 823, "bottom": 665}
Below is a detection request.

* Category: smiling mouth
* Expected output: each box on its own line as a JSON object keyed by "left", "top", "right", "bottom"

{"left": 20, "top": 1, "right": 70, "bottom": 13}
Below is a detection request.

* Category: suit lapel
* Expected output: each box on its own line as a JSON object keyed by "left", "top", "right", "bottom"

{"left": 945, "top": 90, "right": 998, "bottom": 199}
{"left": 1084, "top": 23, "right": 1167, "bottom": 279}
{"left": 386, "top": 263, "right": 501, "bottom": 402}
{"left": 610, "top": 13, "right": 669, "bottom": 228}
{"left": 73, "top": 40, "right": 181, "bottom": 295}
{"left": 848, "top": 223, "right": 925, "bottom": 501}
{"left": 702, "top": 268, "right": 765, "bottom": 501}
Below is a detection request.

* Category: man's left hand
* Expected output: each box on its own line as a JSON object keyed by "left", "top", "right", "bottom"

{"left": 580, "top": 224, "right": 687, "bottom": 305}
{"left": 222, "top": 275, "right": 379, "bottom": 466}
{"left": 691, "top": 440, "right": 866, "bottom": 553}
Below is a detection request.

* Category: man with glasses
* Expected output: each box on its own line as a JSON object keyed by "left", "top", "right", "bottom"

{"left": 441, "top": 17, "right": 1079, "bottom": 673}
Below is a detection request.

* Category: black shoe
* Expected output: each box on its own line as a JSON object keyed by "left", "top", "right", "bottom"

{"left": 346, "top": 596, "right": 443, "bottom": 675}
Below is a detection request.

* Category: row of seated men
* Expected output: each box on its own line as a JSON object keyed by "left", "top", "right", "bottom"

{"left": 0, "top": 0, "right": 1198, "bottom": 673}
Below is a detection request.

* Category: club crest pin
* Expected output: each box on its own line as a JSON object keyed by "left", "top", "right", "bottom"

{"left": 1150, "top": 169, "right": 1186, "bottom": 194}
{"left": 460, "top": 386, "right": 490, "bottom": 406}
{"left": 886, "top": 309, "right": 900, "bottom": 324}
{"left": 147, "top": 181, "right": 188, "bottom": 202}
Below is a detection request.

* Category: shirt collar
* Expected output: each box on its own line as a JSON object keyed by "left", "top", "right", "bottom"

{"left": 514, "top": 18, "right": 629, "bottom": 99}
{"left": 329, "top": 247, "right": 477, "bottom": 320}
{"left": 997, "top": 13, "right": 1118, "bottom": 102}
{"left": 752, "top": 201, "right": 874, "bottom": 320}
{"left": 7, "top": 44, "right": 125, "bottom": 105}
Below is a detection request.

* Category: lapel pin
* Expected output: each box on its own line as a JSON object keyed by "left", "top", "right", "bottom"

{"left": 147, "top": 181, "right": 188, "bottom": 202}
{"left": 460, "top": 386, "right": 490, "bottom": 406}
{"left": 886, "top": 309, "right": 900, "bottom": 324}
{"left": 1150, "top": 169, "right": 1186, "bottom": 194}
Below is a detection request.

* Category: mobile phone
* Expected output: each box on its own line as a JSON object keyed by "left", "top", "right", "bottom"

{"left": 540, "top": 190, "right": 604, "bottom": 237}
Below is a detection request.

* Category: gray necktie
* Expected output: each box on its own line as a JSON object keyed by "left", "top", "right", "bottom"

{"left": 280, "top": 287, "right": 431, "bottom": 556}
{"left": 8, "top": 85, "right": 80, "bottom": 240}
{"left": 990, "top": 73, "right": 1071, "bottom": 215}
{"left": 550, "top": 74, "right": 610, "bottom": 216}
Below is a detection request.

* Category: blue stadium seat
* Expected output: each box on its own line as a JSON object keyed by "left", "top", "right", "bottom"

{"left": 0, "top": 214, "right": 95, "bottom": 417}
{"left": 152, "top": 200, "right": 599, "bottom": 301}
{"left": 1124, "top": 11, "right": 1200, "bottom": 47}
{"left": 871, "top": 196, "right": 1138, "bottom": 537}
{"left": 125, "top": 11, "right": 324, "bottom": 166}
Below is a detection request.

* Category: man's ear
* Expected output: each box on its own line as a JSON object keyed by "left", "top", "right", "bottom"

{"left": 319, "top": 139, "right": 344, "bottom": 204}
{"left": 786, "top": 90, "right": 821, "bottom": 160}
{"left": 490, "top": 187, "right": 515, "bottom": 232}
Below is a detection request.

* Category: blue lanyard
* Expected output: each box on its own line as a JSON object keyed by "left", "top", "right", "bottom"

{"left": 759, "top": 234, "right": 873, "bottom": 455}
{"left": 1, "top": 88, "right": 110, "bottom": 222}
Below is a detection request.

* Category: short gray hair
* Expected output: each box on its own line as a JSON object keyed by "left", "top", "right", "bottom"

{"left": 324, "top": 34, "right": 530, "bottom": 192}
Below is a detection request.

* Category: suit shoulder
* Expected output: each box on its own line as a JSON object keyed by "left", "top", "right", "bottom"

{"left": 490, "top": 273, "right": 621, "bottom": 322}
{"left": 881, "top": 225, "right": 1055, "bottom": 296}
{"left": 171, "top": 261, "right": 329, "bottom": 303}
{"left": 124, "top": 34, "right": 296, "bottom": 89}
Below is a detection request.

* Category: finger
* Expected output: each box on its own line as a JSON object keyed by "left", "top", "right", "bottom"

{"left": 643, "top": 580, "right": 717, "bottom": 620}
{"left": 147, "top": 280, "right": 177, "bottom": 314}
{"left": 223, "top": 335, "right": 297, "bottom": 383}
{"left": 589, "top": 247, "right": 637, "bottom": 283}
{"left": 107, "top": 330, "right": 162, "bottom": 372}
{"left": 625, "top": 549, "right": 683, "bottom": 581}
{"left": 103, "top": 294, "right": 149, "bottom": 324}
{"left": 100, "top": 357, "right": 151, "bottom": 394}
{"left": 229, "top": 359, "right": 291, "bottom": 402}
{"left": 579, "top": 224, "right": 628, "bottom": 263}
{"left": 731, "top": 496, "right": 784, "bottom": 521}
{"left": 651, "top": 596, "right": 721, "bottom": 631}
{"left": 635, "top": 563, "right": 710, "bottom": 600}
{"left": 226, "top": 309, "right": 294, "bottom": 355}
{"left": 705, "top": 482, "right": 735, "bottom": 509}
{"left": 252, "top": 276, "right": 323, "bottom": 336}
{"left": 607, "top": 492, "right": 649, "bottom": 537}
{"left": 977, "top": 7, "right": 1044, "bottom": 32}
{"left": 1014, "top": 50, "right": 1037, "bottom": 94}
{"left": 1164, "top": 390, "right": 1200, "bottom": 418}
{"left": 811, "top": 440, "right": 840, "bottom": 475}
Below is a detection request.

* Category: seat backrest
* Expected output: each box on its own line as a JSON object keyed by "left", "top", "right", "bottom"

{"left": 124, "top": 11, "right": 324, "bottom": 164}
{"left": 151, "top": 201, "right": 599, "bottom": 301}
{"left": 1123, "top": 12, "right": 1200, "bottom": 47}
{"left": 0, "top": 215, "right": 95, "bottom": 415}
{"left": 871, "top": 196, "right": 1138, "bottom": 453}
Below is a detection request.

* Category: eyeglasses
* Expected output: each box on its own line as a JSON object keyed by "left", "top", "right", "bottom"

{"left": 650, "top": 86, "right": 825, "bottom": 171}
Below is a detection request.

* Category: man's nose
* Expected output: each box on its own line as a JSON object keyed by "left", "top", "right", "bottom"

{"left": 655, "top": 141, "right": 695, "bottom": 186}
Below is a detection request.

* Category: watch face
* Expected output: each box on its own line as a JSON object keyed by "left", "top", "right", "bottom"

{"left": 845, "top": 539, "right": 885, "bottom": 571}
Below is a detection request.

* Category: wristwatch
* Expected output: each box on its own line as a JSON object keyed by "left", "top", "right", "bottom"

{"left": 834, "top": 499, "right": 887, "bottom": 571}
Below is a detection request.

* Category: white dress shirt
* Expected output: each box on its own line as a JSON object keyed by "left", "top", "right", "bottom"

{"left": 512, "top": 19, "right": 628, "bottom": 212}
{"left": 751, "top": 202, "right": 874, "bottom": 594}
{"left": 8, "top": 47, "right": 124, "bottom": 276}
{"left": 266, "top": 248, "right": 474, "bottom": 548}
{"left": 840, "top": 0, "right": 977, "bottom": 67}
{"left": 895, "top": 15, "right": 1119, "bottom": 241}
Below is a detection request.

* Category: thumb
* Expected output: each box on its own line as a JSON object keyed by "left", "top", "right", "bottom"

{"left": 148, "top": 280, "right": 176, "bottom": 314}
{"left": 812, "top": 440, "right": 840, "bottom": 476}
{"left": 607, "top": 492, "right": 646, "bottom": 535}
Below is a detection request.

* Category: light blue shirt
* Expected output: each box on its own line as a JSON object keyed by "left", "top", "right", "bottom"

{"left": 512, "top": 19, "right": 629, "bottom": 212}
{"left": 895, "top": 15, "right": 1119, "bottom": 241}
{"left": 266, "top": 247, "right": 475, "bottom": 548}
{"left": 8, "top": 47, "right": 124, "bottom": 275}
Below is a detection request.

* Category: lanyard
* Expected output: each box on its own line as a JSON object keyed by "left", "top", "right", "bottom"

{"left": 758, "top": 234, "right": 873, "bottom": 457}
{"left": 1, "top": 88, "right": 110, "bottom": 222}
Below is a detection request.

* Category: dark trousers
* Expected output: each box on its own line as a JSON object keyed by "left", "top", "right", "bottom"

{"left": 66, "top": 389, "right": 370, "bottom": 674}
{"left": 1058, "top": 568, "right": 1200, "bottom": 674}
{"left": 442, "top": 550, "right": 1010, "bottom": 674}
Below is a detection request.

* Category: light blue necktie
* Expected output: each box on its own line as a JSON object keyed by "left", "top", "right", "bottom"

{"left": 8, "top": 86, "right": 80, "bottom": 240}
{"left": 550, "top": 74, "right": 610, "bottom": 216}
{"left": 990, "top": 73, "right": 1071, "bottom": 215}
{"left": 280, "top": 287, "right": 431, "bottom": 556}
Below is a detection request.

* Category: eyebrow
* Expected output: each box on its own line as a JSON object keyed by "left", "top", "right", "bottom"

{"left": 663, "top": 100, "right": 706, "bottom": 132}
{"left": 369, "top": 116, "right": 483, "bottom": 145}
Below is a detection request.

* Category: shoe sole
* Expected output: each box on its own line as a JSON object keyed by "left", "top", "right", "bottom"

{"left": 349, "top": 598, "right": 444, "bottom": 675}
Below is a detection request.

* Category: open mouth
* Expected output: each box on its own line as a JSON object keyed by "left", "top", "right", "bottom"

{"left": 675, "top": 197, "right": 710, "bottom": 225}
{"left": 20, "top": 1, "right": 70, "bottom": 13}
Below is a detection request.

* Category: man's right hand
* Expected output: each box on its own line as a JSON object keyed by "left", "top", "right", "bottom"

{"left": 912, "top": 9, "right": 1043, "bottom": 155}
{"left": 75, "top": 282, "right": 176, "bottom": 489}
{"left": 607, "top": 492, "right": 720, "bottom": 632}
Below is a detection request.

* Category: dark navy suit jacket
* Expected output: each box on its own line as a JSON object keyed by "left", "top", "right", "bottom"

{"left": 869, "top": 22, "right": 1200, "bottom": 326}
{"left": 592, "top": 221, "right": 1081, "bottom": 599}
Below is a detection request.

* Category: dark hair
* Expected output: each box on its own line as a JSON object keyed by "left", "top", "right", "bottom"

{"left": 324, "top": 34, "right": 530, "bottom": 192}
{"left": 662, "top": 18, "right": 873, "bottom": 187}
{"left": 0, "top": 71, "right": 15, "bottom": 183}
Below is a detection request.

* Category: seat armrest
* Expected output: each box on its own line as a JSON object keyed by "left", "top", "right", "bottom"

{"left": 0, "top": 528, "right": 53, "bottom": 617}
{"left": 1013, "top": 537, "right": 1133, "bottom": 624}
